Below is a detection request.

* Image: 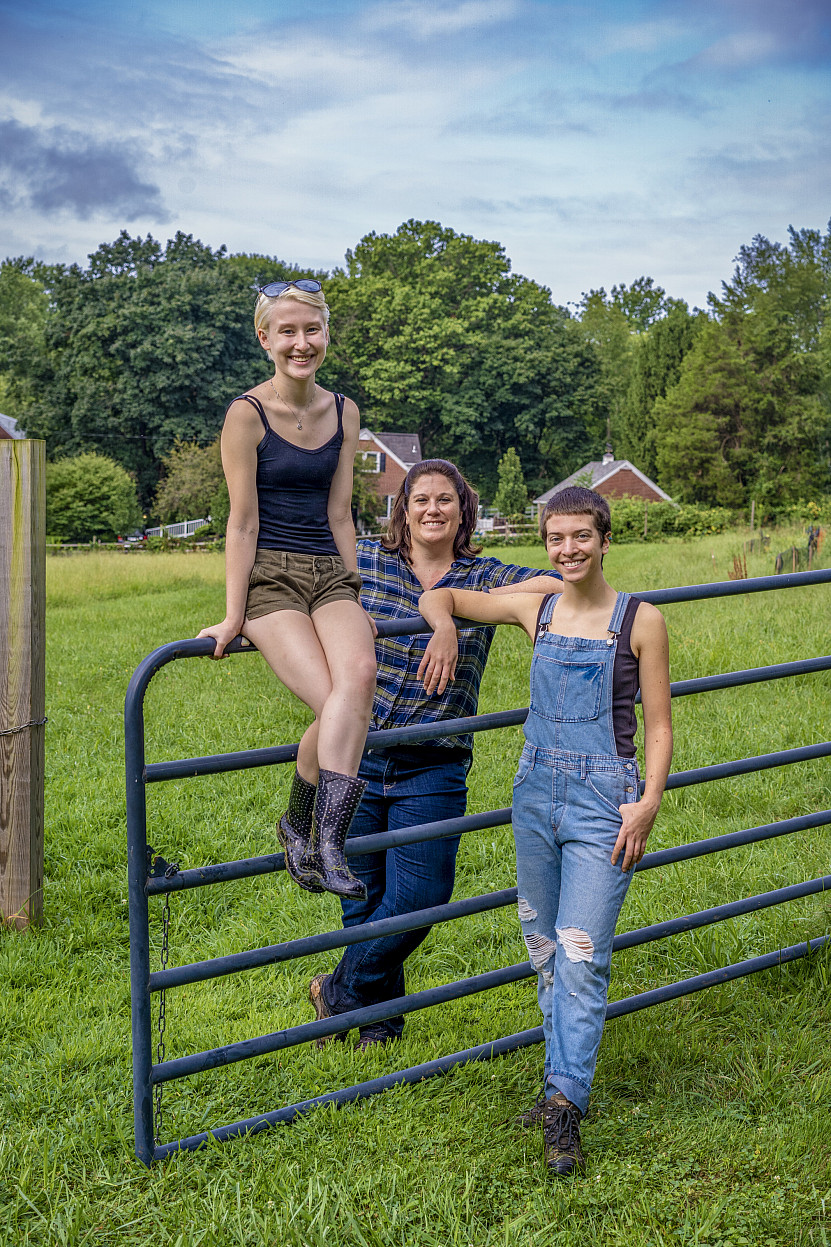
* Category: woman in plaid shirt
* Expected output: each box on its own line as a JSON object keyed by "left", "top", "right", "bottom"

{"left": 309, "top": 459, "right": 560, "bottom": 1048}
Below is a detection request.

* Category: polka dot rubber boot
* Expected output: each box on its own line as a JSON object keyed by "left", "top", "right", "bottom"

{"left": 302, "top": 768, "right": 368, "bottom": 900}
{"left": 277, "top": 771, "right": 324, "bottom": 893}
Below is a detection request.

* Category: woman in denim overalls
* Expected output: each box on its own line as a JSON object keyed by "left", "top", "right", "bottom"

{"left": 419, "top": 486, "right": 673, "bottom": 1178}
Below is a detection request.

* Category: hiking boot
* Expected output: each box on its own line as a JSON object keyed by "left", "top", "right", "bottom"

{"left": 308, "top": 972, "right": 349, "bottom": 1049}
{"left": 300, "top": 769, "right": 367, "bottom": 900}
{"left": 513, "top": 1086, "right": 546, "bottom": 1128}
{"left": 277, "top": 771, "right": 324, "bottom": 893}
{"left": 354, "top": 1024, "right": 396, "bottom": 1052}
{"left": 543, "top": 1094, "right": 586, "bottom": 1177}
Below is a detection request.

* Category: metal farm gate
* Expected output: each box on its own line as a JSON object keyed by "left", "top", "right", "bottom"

{"left": 126, "top": 569, "right": 831, "bottom": 1166}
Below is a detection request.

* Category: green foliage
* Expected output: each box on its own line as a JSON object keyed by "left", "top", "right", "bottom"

{"left": 653, "top": 224, "right": 831, "bottom": 506}
{"left": 45, "top": 451, "right": 141, "bottom": 541}
{"left": 492, "top": 446, "right": 528, "bottom": 515}
{"left": 18, "top": 231, "right": 314, "bottom": 507}
{"left": 5, "top": 217, "right": 831, "bottom": 526}
{"left": 607, "top": 275, "right": 679, "bottom": 332}
{"left": 607, "top": 497, "right": 736, "bottom": 543}
{"left": 209, "top": 478, "right": 231, "bottom": 536}
{"left": 575, "top": 289, "right": 634, "bottom": 450}
{"left": 153, "top": 437, "right": 225, "bottom": 524}
{"left": 618, "top": 304, "right": 705, "bottom": 476}
{"left": 352, "top": 455, "right": 384, "bottom": 531}
{"left": 0, "top": 257, "right": 53, "bottom": 420}
{"left": 321, "top": 219, "right": 600, "bottom": 498}
{"left": 577, "top": 283, "right": 704, "bottom": 473}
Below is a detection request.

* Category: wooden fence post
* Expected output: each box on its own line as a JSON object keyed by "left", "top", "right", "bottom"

{"left": 0, "top": 440, "right": 46, "bottom": 929}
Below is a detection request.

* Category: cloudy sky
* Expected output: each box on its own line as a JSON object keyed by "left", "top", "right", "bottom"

{"left": 1, "top": 0, "right": 829, "bottom": 308}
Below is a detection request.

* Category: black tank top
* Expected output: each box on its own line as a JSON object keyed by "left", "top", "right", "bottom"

{"left": 533, "top": 593, "right": 643, "bottom": 757}
{"left": 229, "top": 392, "right": 344, "bottom": 555}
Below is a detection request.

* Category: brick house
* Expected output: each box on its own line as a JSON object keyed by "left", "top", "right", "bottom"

{"left": 356, "top": 429, "right": 423, "bottom": 522}
{"left": 533, "top": 446, "right": 673, "bottom": 521}
{"left": 0, "top": 413, "right": 26, "bottom": 439}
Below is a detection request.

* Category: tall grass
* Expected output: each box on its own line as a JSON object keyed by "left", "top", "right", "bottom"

{"left": 0, "top": 525, "right": 829, "bottom": 1245}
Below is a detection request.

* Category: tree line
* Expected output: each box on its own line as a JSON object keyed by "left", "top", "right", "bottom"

{"left": 1, "top": 217, "right": 829, "bottom": 539}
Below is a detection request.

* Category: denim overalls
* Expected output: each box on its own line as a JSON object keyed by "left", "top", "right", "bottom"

{"left": 512, "top": 591, "right": 640, "bottom": 1115}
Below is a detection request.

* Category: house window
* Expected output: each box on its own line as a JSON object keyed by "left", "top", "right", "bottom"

{"left": 357, "top": 451, "right": 385, "bottom": 473}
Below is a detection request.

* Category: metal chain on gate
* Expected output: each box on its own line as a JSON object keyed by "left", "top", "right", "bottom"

{"left": 154, "top": 890, "right": 172, "bottom": 1145}
{"left": 147, "top": 850, "right": 179, "bottom": 1147}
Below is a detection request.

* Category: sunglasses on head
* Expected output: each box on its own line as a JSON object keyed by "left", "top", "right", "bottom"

{"left": 257, "top": 279, "right": 323, "bottom": 297}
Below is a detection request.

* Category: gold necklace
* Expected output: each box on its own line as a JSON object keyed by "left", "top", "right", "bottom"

{"left": 269, "top": 379, "right": 315, "bottom": 430}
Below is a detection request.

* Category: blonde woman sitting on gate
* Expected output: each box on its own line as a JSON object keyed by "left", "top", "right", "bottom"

{"left": 198, "top": 279, "right": 377, "bottom": 901}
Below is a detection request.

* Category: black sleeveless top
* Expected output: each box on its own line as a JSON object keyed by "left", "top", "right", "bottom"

{"left": 534, "top": 593, "right": 643, "bottom": 757}
{"left": 229, "top": 392, "right": 344, "bottom": 555}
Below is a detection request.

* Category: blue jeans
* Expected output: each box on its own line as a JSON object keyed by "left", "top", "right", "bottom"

{"left": 323, "top": 747, "right": 470, "bottom": 1039}
{"left": 512, "top": 743, "right": 639, "bottom": 1115}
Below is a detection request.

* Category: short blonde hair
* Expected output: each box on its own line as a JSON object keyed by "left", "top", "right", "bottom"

{"left": 254, "top": 285, "right": 330, "bottom": 343}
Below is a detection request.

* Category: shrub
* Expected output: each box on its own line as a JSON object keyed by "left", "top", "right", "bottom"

{"left": 153, "top": 438, "right": 225, "bottom": 524}
{"left": 493, "top": 447, "right": 528, "bottom": 517}
{"left": 46, "top": 453, "right": 141, "bottom": 542}
{"left": 608, "top": 497, "right": 736, "bottom": 543}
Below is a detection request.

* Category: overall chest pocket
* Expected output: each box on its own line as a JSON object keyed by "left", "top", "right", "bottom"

{"left": 530, "top": 655, "right": 606, "bottom": 722}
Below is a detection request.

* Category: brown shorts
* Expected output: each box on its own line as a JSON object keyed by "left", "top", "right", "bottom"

{"left": 246, "top": 549, "right": 363, "bottom": 620}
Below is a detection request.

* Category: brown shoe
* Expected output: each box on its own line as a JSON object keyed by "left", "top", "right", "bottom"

{"left": 308, "top": 973, "right": 348, "bottom": 1049}
{"left": 354, "top": 1025, "right": 396, "bottom": 1052}
{"left": 543, "top": 1094, "right": 585, "bottom": 1177}
{"left": 512, "top": 1086, "right": 546, "bottom": 1127}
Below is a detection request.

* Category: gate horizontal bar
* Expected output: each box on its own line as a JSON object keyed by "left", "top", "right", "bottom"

{"left": 143, "top": 712, "right": 525, "bottom": 782}
{"left": 151, "top": 874, "right": 830, "bottom": 1078}
{"left": 152, "top": 960, "right": 534, "bottom": 1083}
{"left": 637, "top": 808, "right": 831, "bottom": 869}
{"left": 151, "top": 887, "right": 518, "bottom": 990}
{"left": 613, "top": 874, "right": 830, "bottom": 951}
{"left": 153, "top": 933, "right": 830, "bottom": 1159}
{"left": 149, "top": 807, "right": 831, "bottom": 989}
{"left": 146, "top": 807, "right": 512, "bottom": 895}
{"left": 145, "top": 748, "right": 828, "bottom": 897}
{"left": 665, "top": 740, "right": 831, "bottom": 790}
{"left": 146, "top": 798, "right": 831, "bottom": 900}
{"left": 143, "top": 655, "right": 831, "bottom": 784}
{"left": 638, "top": 568, "right": 831, "bottom": 604}
{"left": 124, "top": 566, "right": 831, "bottom": 721}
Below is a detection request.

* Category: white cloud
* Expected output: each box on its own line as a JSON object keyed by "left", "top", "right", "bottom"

{"left": 363, "top": 0, "right": 521, "bottom": 40}
{"left": 692, "top": 29, "right": 779, "bottom": 69}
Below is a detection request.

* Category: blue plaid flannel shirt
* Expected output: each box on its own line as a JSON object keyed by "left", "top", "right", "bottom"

{"left": 357, "top": 541, "right": 560, "bottom": 752}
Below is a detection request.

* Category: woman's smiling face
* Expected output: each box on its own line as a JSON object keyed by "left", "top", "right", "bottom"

{"left": 544, "top": 512, "right": 609, "bottom": 579}
{"left": 258, "top": 301, "right": 329, "bottom": 380}
{"left": 406, "top": 473, "right": 462, "bottom": 555}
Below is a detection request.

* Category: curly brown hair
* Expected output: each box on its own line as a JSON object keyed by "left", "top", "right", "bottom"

{"left": 382, "top": 460, "right": 483, "bottom": 563}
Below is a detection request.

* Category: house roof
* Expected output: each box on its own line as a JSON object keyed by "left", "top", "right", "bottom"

{"left": 359, "top": 429, "right": 422, "bottom": 472}
{"left": 0, "top": 413, "right": 26, "bottom": 439}
{"left": 533, "top": 458, "right": 674, "bottom": 505}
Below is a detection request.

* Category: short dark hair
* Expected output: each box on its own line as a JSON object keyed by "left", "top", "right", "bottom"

{"left": 539, "top": 486, "right": 612, "bottom": 542}
{"left": 382, "top": 459, "right": 482, "bottom": 562}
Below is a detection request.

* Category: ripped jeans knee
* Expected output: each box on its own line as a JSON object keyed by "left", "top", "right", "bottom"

{"left": 518, "top": 896, "right": 598, "bottom": 989}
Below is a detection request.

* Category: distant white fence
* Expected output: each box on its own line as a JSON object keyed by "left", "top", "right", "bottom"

{"left": 145, "top": 518, "right": 211, "bottom": 539}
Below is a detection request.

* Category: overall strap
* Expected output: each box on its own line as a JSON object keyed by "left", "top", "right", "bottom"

{"left": 607, "top": 591, "right": 631, "bottom": 636}
{"left": 228, "top": 393, "right": 270, "bottom": 435}
{"left": 334, "top": 393, "right": 344, "bottom": 432}
{"left": 535, "top": 592, "right": 559, "bottom": 640}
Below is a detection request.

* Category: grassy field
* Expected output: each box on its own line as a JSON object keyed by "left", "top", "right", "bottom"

{"left": 1, "top": 525, "right": 830, "bottom": 1246}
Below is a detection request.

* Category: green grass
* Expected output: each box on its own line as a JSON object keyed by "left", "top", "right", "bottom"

{"left": 1, "top": 527, "right": 830, "bottom": 1245}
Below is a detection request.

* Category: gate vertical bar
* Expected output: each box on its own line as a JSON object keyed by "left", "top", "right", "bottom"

{"left": 125, "top": 666, "right": 155, "bottom": 1167}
